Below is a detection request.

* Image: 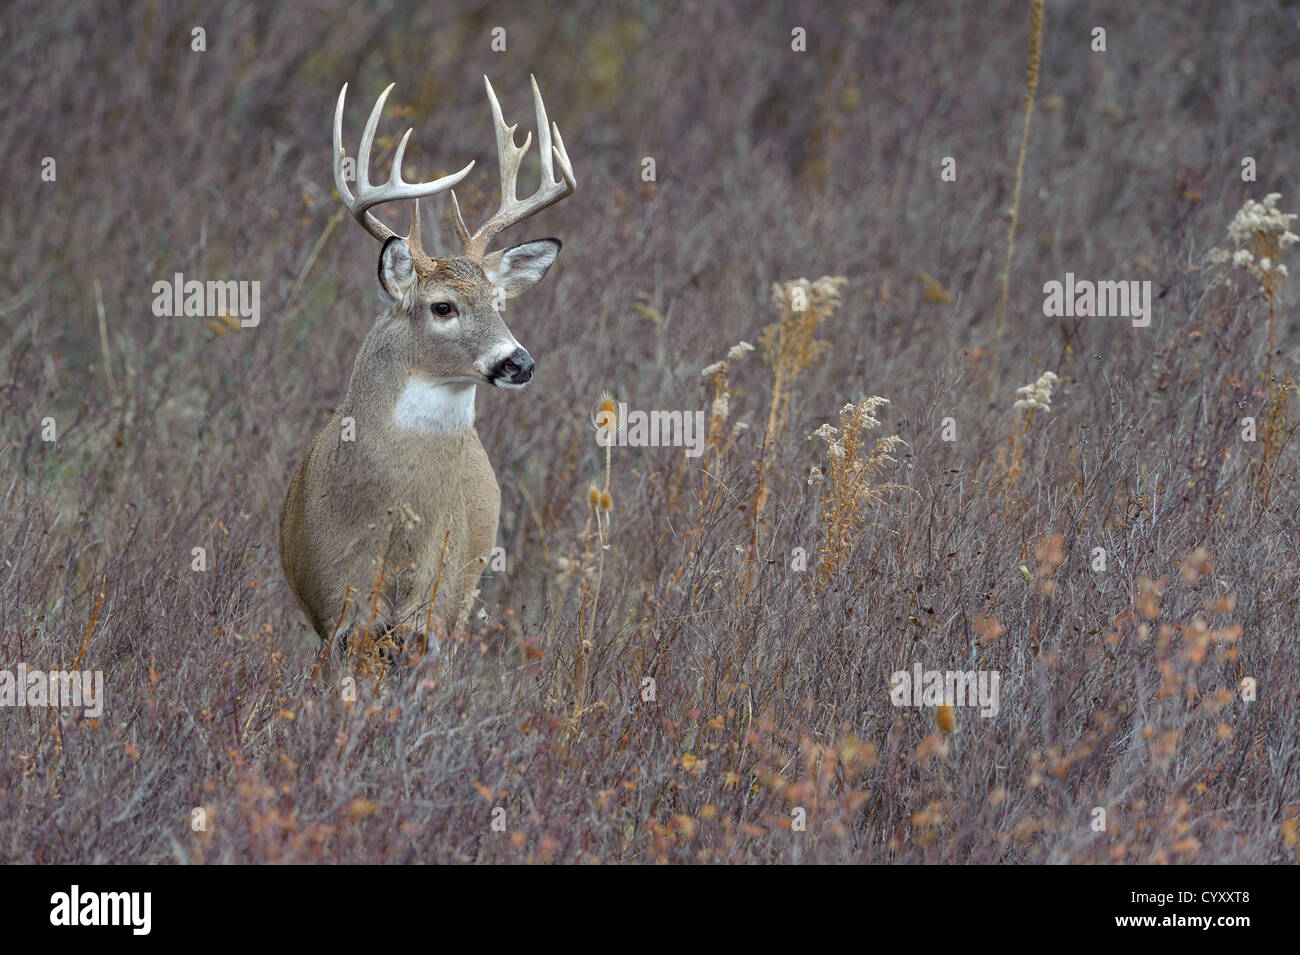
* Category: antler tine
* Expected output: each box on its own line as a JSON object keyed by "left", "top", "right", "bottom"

{"left": 333, "top": 83, "right": 475, "bottom": 246}
{"left": 531, "top": 72, "right": 576, "bottom": 194}
{"left": 455, "top": 74, "right": 577, "bottom": 260}
{"left": 333, "top": 84, "right": 356, "bottom": 207}
{"left": 356, "top": 82, "right": 396, "bottom": 204}
{"left": 549, "top": 120, "right": 577, "bottom": 193}
{"left": 409, "top": 198, "right": 425, "bottom": 259}
{"left": 532, "top": 74, "right": 570, "bottom": 192}
{"left": 486, "top": 75, "right": 531, "bottom": 204}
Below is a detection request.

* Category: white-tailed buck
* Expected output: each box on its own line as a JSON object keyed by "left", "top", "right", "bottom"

{"left": 280, "top": 76, "right": 575, "bottom": 655}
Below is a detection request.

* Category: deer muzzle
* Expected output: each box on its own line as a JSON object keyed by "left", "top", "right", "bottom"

{"left": 490, "top": 347, "right": 534, "bottom": 386}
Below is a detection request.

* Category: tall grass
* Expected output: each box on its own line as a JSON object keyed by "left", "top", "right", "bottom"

{"left": 988, "top": 0, "right": 1044, "bottom": 403}
{"left": 0, "top": 0, "right": 1297, "bottom": 864}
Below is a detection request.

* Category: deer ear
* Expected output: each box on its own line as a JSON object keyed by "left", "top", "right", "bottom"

{"left": 378, "top": 236, "right": 416, "bottom": 304}
{"left": 482, "top": 238, "right": 561, "bottom": 299}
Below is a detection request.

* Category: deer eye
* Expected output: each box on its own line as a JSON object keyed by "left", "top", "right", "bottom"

{"left": 430, "top": 302, "right": 457, "bottom": 318}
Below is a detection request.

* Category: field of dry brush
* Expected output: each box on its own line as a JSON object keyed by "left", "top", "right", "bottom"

{"left": 1, "top": 0, "right": 1298, "bottom": 863}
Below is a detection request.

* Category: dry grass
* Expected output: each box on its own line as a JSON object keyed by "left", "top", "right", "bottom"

{"left": 989, "top": 0, "right": 1044, "bottom": 402}
{"left": 810, "top": 396, "right": 908, "bottom": 586}
{"left": 1, "top": 0, "right": 1299, "bottom": 864}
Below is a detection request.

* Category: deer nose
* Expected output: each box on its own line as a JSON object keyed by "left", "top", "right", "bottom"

{"left": 495, "top": 347, "right": 534, "bottom": 385}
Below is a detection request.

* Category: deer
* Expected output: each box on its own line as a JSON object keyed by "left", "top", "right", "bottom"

{"left": 280, "top": 76, "right": 576, "bottom": 661}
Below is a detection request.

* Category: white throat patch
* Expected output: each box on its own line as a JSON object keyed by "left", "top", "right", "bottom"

{"left": 393, "top": 380, "right": 476, "bottom": 434}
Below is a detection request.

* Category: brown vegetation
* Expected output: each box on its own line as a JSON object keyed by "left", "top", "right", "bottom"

{"left": 1, "top": 0, "right": 1298, "bottom": 863}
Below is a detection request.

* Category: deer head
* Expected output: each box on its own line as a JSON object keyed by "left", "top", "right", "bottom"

{"left": 332, "top": 76, "right": 577, "bottom": 398}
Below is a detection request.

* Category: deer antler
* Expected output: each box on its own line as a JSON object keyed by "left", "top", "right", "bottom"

{"left": 452, "top": 75, "right": 577, "bottom": 261}
{"left": 333, "top": 83, "right": 475, "bottom": 258}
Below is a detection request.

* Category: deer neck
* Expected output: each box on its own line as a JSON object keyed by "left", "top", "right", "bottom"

{"left": 393, "top": 378, "right": 476, "bottom": 434}
{"left": 344, "top": 332, "right": 478, "bottom": 437}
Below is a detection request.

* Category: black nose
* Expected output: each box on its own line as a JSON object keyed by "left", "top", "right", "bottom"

{"left": 496, "top": 347, "right": 534, "bottom": 385}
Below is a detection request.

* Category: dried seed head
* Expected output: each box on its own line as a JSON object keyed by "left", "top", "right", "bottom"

{"left": 587, "top": 485, "right": 601, "bottom": 509}
{"left": 1013, "top": 370, "right": 1058, "bottom": 413}
{"left": 1208, "top": 193, "right": 1298, "bottom": 292}
{"left": 710, "top": 392, "right": 730, "bottom": 424}
{"left": 598, "top": 491, "right": 613, "bottom": 512}
{"left": 727, "top": 340, "right": 755, "bottom": 362}
{"left": 936, "top": 704, "right": 955, "bottom": 734}
{"left": 592, "top": 393, "right": 618, "bottom": 433}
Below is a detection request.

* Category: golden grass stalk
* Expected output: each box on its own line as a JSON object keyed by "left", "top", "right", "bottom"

{"left": 1206, "top": 194, "right": 1299, "bottom": 498}
{"left": 701, "top": 340, "right": 754, "bottom": 462}
{"left": 988, "top": 0, "right": 1044, "bottom": 403}
{"left": 745, "top": 277, "right": 845, "bottom": 595}
{"left": 420, "top": 525, "right": 452, "bottom": 657}
{"left": 565, "top": 394, "right": 619, "bottom": 738}
{"left": 997, "top": 370, "right": 1057, "bottom": 496}
{"left": 811, "top": 397, "right": 908, "bottom": 587}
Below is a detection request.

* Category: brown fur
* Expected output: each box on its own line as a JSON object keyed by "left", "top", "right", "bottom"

{"left": 280, "top": 244, "right": 550, "bottom": 650}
